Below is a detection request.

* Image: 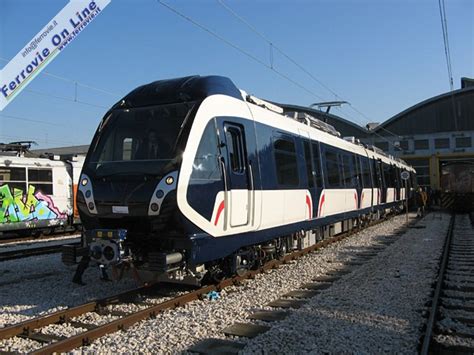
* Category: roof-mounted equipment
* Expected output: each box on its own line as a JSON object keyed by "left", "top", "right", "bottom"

{"left": 243, "top": 91, "right": 284, "bottom": 114}
{"left": 287, "top": 111, "right": 341, "bottom": 137}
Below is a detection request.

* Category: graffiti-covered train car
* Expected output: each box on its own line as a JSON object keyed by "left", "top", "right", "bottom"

{"left": 0, "top": 153, "right": 84, "bottom": 236}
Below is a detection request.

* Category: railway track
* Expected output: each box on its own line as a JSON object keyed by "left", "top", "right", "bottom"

{"left": 421, "top": 213, "right": 474, "bottom": 354}
{"left": 0, "top": 229, "right": 81, "bottom": 246}
{"left": 0, "top": 214, "right": 410, "bottom": 354}
{"left": 0, "top": 239, "right": 80, "bottom": 262}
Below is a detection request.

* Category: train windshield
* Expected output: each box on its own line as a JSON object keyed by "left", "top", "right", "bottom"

{"left": 87, "top": 102, "right": 195, "bottom": 177}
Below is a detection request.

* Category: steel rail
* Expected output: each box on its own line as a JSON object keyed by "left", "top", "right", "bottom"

{"left": 32, "top": 232, "right": 352, "bottom": 354}
{"left": 0, "top": 231, "right": 81, "bottom": 245}
{"left": 0, "top": 283, "right": 161, "bottom": 340}
{"left": 1, "top": 215, "right": 400, "bottom": 354}
{"left": 420, "top": 213, "right": 455, "bottom": 355}
{"left": 0, "top": 242, "right": 80, "bottom": 262}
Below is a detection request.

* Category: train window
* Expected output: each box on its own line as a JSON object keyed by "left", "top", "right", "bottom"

{"left": 88, "top": 102, "right": 195, "bottom": 176}
{"left": 28, "top": 169, "right": 53, "bottom": 183}
{"left": 354, "top": 155, "right": 363, "bottom": 188}
{"left": 0, "top": 167, "right": 27, "bottom": 192}
{"left": 274, "top": 137, "right": 299, "bottom": 186}
{"left": 225, "top": 125, "right": 246, "bottom": 174}
{"left": 342, "top": 154, "right": 356, "bottom": 188}
{"left": 360, "top": 157, "right": 371, "bottom": 188}
{"left": 0, "top": 167, "right": 26, "bottom": 182}
{"left": 325, "top": 148, "right": 341, "bottom": 188}
{"left": 312, "top": 142, "right": 323, "bottom": 187}
{"left": 28, "top": 169, "right": 53, "bottom": 195}
{"left": 303, "top": 141, "right": 314, "bottom": 188}
{"left": 372, "top": 160, "right": 382, "bottom": 188}
{"left": 190, "top": 120, "right": 221, "bottom": 181}
{"left": 395, "top": 166, "right": 401, "bottom": 188}
{"left": 383, "top": 163, "right": 392, "bottom": 188}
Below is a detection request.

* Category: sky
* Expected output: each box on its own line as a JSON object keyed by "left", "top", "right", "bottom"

{"left": 0, "top": 0, "right": 473, "bottom": 149}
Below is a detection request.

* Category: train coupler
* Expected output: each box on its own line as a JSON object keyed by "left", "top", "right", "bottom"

{"left": 61, "top": 244, "right": 89, "bottom": 266}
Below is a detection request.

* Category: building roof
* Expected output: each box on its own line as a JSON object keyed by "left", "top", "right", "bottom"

{"left": 373, "top": 85, "right": 474, "bottom": 136}
{"left": 30, "top": 144, "right": 90, "bottom": 157}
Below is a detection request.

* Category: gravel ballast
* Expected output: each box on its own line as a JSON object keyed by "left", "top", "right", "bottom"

{"left": 79, "top": 213, "right": 447, "bottom": 354}
{"left": 243, "top": 213, "right": 449, "bottom": 353}
{"left": 0, "top": 213, "right": 449, "bottom": 353}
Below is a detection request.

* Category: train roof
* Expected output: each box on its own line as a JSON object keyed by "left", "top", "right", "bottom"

{"left": 242, "top": 94, "right": 414, "bottom": 172}
{"left": 0, "top": 154, "right": 72, "bottom": 167}
{"left": 114, "top": 75, "right": 242, "bottom": 109}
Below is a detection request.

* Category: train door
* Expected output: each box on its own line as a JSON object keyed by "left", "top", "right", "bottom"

{"left": 219, "top": 121, "right": 253, "bottom": 227}
{"left": 300, "top": 130, "right": 321, "bottom": 220}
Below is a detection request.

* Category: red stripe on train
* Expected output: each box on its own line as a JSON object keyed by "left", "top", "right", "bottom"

{"left": 318, "top": 193, "right": 325, "bottom": 217}
{"left": 214, "top": 200, "right": 225, "bottom": 226}
{"left": 306, "top": 195, "right": 312, "bottom": 219}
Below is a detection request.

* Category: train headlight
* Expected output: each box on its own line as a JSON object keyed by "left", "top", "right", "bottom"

{"left": 88, "top": 202, "right": 95, "bottom": 210}
{"left": 81, "top": 178, "right": 89, "bottom": 186}
{"left": 148, "top": 171, "right": 177, "bottom": 216}
{"left": 85, "top": 190, "right": 92, "bottom": 198}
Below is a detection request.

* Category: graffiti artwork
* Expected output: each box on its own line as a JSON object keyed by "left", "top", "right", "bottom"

{"left": 0, "top": 184, "right": 66, "bottom": 223}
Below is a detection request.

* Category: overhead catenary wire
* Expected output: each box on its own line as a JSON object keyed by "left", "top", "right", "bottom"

{"left": 157, "top": 0, "right": 325, "bottom": 102}
{"left": 216, "top": 0, "right": 401, "bottom": 142}
{"left": 23, "top": 87, "right": 110, "bottom": 109}
{"left": 0, "top": 57, "right": 120, "bottom": 97}
{"left": 158, "top": 0, "right": 401, "bottom": 150}
{"left": 0, "top": 113, "right": 68, "bottom": 127}
{"left": 438, "top": 0, "right": 454, "bottom": 91}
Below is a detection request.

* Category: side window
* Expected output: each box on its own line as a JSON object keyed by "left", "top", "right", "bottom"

{"left": 383, "top": 163, "right": 392, "bottom": 188}
{"left": 225, "top": 125, "right": 245, "bottom": 174}
{"left": 342, "top": 154, "right": 355, "bottom": 188}
{"left": 377, "top": 161, "right": 387, "bottom": 188}
{"left": 312, "top": 142, "right": 323, "bottom": 187}
{"left": 190, "top": 120, "right": 221, "bottom": 181}
{"left": 373, "top": 160, "right": 382, "bottom": 188}
{"left": 28, "top": 168, "right": 53, "bottom": 194}
{"left": 393, "top": 166, "right": 400, "bottom": 188}
{"left": 0, "top": 167, "right": 27, "bottom": 192}
{"left": 303, "top": 141, "right": 314, "bottom": 188}
{"left": 353, "top": 154, "right": 361, "bottom": 188}
{"left": 274, "top": 137, "right": 299, "bottom": 186}
{"left": 325, "top": 148, "right": 341, "bottom": 188}
{"left": 360, "top": 157, "right": 371, "bottom": 188}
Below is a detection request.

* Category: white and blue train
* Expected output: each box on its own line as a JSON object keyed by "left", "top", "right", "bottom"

{"left": 72, "top": 76, "right": 416, "bottom": 284}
